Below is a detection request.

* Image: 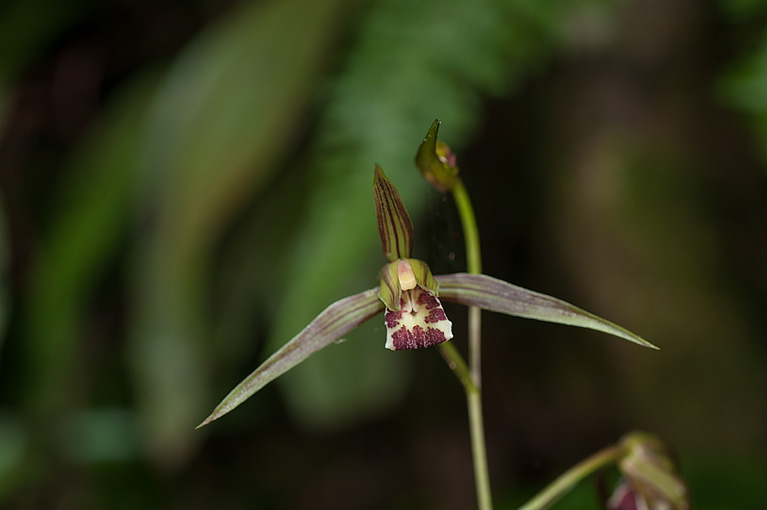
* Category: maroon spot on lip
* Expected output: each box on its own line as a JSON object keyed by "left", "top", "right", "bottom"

{"left": 425, "top": 307, "right": 447, "bottom": 324}
{"left": 392, "top": 326, "right": 447, "bottom": 350}
{"left": 416, "top": 291, "right": 440, "bottom": 309}
{"left": 385, "top": 310, "right": 403, "bottom": 329}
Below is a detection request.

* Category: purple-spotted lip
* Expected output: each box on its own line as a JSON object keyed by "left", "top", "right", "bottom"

{"left": 384, "top": 287, "right": 453, "bottom": 350}
{"left": 608, "top": 482, "right": 649, "bottom": 510}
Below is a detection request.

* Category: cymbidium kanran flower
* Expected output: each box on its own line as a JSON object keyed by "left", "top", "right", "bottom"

{"left": 373, "top": 165, "right": 452, "bottom": 350}
{"left": 198, "top": 164, "right": 657, "bottom": 427}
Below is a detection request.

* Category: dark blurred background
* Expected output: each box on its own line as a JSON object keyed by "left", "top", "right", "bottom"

{"left": 1, "top": 0, "right": 766, "bottom": 508}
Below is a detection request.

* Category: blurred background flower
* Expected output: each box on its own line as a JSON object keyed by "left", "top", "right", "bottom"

{"left": 0, "top": 0, "right": 765, "bottom": 508}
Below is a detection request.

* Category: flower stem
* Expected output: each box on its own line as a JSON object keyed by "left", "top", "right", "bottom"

{"left": 518, "top": 444, "right": 624, "bottom": 510}
{"left": 452, "top": 180, "right": 482, "bottom": 274}
{"left": 451, "top": 178, "right": 492, "bottom": 510}
{"left": 438, "top": 341, "right": 476, "bottom": 394}
{"left": 467, "top": 388, "right": 492, "bottom": 510}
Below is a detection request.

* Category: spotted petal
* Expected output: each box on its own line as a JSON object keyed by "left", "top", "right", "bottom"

{"left": 198, "top": 288, "right": 385, "bottom": 427}
{"left": 435, "top": 273, "right": 657, "bottom": 349}
{"left": 384, "top": 287, "right": 453, "bottom": 350}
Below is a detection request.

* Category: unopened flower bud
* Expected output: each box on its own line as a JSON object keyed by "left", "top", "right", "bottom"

{"left": 415, "top": 119, "right": 460, "bottom": 192}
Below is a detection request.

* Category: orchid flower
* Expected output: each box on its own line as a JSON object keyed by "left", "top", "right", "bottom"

{"left": 198, "top": 164, "right": 657, "bottom": 428}
{"left": 373, "top": 164, "right": 453, "bottom": 350}
{"left": 609, "top": 433, "right": 689, "bottom": 510}
{"left": 520, "top": 432, "right": 688, "bottom": 510}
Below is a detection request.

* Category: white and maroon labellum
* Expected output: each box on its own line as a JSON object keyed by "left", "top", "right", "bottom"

{"left": 384, "top": 286, "right": 453, "bottom": 350}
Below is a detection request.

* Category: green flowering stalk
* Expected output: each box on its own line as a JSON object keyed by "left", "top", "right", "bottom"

{"left": 415, "top": 118, "right": 490, "bottom": 509}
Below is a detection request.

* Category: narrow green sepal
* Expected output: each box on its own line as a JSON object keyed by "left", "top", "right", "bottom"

{"left": 436, "top": 273, "right": 658, "bottom": 349}
{"left": 373, "top": 165, "right": 414, "bottom": 262}
{"left": 197, "top": 287, "right": 385, "bottom": 427}
{"left": 415, "top": 119, "right": 459, "bottom": 192}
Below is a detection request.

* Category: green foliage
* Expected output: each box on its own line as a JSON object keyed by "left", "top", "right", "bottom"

{"left": 720, "top": 36, "right": 767, "bottom": 163}
{"left": 23, "top": 71, "right": 158, "bottom": 411}
{"left": 718, "top": 0, "right": 767, "bottom": 162}
{"left": 126, "top": 0, "right": 347, "bottom": 462}
{"left": 0, "top": 204, "right": 7, "bottom": 345}
{"left": 0, "top": 0, "right": 88, "bottom": 87}
{"left": 718, "top": 0, "right": 767, "bottom": 21}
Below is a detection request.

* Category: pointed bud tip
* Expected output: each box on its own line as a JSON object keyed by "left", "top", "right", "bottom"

{"left": 415, "top": 119, "right": 459, "bottom": 192}
{"left": 422, "top": 118, "right": 440, "bottom": 141}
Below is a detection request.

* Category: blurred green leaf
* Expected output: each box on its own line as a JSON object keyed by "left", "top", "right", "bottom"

{"left": 720, "top": 32, "right": 767, "bottom": 163}
{"left": 717, "top": 0, "right": 767, "bottom": 20}
{"left": 0, "top": 413, "right": 27, "bottom": 500}
{"left": 55, "top": 408, "right": 139, "bottom": 464}
{"left": 268, "top": 0, "right": 603, "bottom": 427}
{"left": 0, "top": 0, "right": 87, "bottom": 121}
{"left": 0, "top": 0, "right": 88, "bottom": 88}
{"left": 209, "top": 167, "right": 310, "bottom": 372}
{"left": 685, "top": 455, "right": 767, "bottom": 509}
{"left": 129, "top": 0, "right": 347, "bottom": 464}
{"left": 24, "top": 71, "right": 161, "bottom": 417}
{"left": 1, "top": 0, "right": 90, "bottom": 353}
{"left": 0, "top": 203, "right": 7, "bottom": 347}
